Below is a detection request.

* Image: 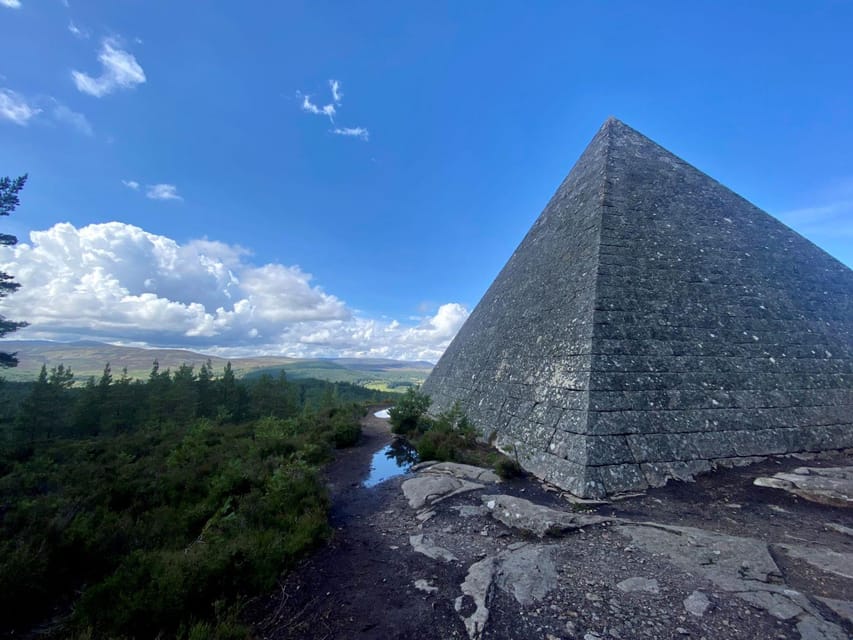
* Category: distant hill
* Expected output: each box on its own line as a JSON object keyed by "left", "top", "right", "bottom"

{"left": 0, "top": 340, "right": 432, "bottom": 391}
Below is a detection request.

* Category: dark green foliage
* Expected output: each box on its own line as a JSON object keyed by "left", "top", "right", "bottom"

{"left": 388, "top": 387, "right": 432, "bottom": 434}
{"left": 492, "top": 455, "right": 524, "bottom": 479}
{"left": 386, "top": 391, "right": 522, "bottom": 477}
{"left": 0, "top": 174, "right": 28, "bottom": 367}
{"left": 0, "top": 359, "right": 375, "bottom": 638}
{"left": 414, "top": 402, "right": 478, "bottom": 462}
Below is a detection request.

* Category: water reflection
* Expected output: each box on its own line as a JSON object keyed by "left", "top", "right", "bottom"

{"left": 363, "top": 438, "right": 418, "bottom": 487}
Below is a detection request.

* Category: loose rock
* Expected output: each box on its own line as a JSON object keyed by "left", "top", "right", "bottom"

{"left": 401, "top": 475, "right": 484, "bottom": 510}
{"left": 409, "top": 534, "right": 457, "bottom": 562}
{"left": 425, "top": 461, "right": 502, "bottom": 484}
{"left": 616, "top": 577, "right": 660, "bottom": 594}
{"left": 481, "top": 493, "right": 613, "bottom": 537}
{"left": 414, "top": 579, "right": 439, "bottom": 594}
{"left": 683, "top": 590, "right": 710, "bottom": 617}
{"left": 754, "top": 466, "right": 853, "bottom": 508}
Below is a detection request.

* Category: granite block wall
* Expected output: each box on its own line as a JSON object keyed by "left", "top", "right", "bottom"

{"left": 422, "top": 118, "right": 853, "bottom": 498}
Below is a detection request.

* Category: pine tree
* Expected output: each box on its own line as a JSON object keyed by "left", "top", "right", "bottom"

{"left": 0, "top": 175, "right": 29, "bottom": 367}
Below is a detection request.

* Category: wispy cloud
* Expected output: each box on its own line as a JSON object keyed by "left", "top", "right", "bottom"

{"left": 52, "top": 103, "right": 93, "bottom": 135}
{"left": 72, "top": 37, "right": 146, "bottom": 97}
{"left": 330, "top": 79, "right": 343, "bottom": 104}
{"left": 0, "top": 88, "right": 41, "bottom": 125}
{"left": 777, "top": 182, "right": 853, "bottom": 241}
{"left": 332, "top": 126, "right": 369, "bottom": 141}
{"left": 301, "top": 95, "right": 336, "bottom": 121}
{"left": 122, "top": 179, "right": 140, "bottom": 190}
{"left": 298, "top": 79, "right": 369, "bottom": 141}
{"left": 0, "top": 0, "right": 22, "bottom": 9}
{"left": 68, "top": 20, "right": 89, "bottom": 39}
{"left": 146, "top": 183, "right": 182, "bottom": 201}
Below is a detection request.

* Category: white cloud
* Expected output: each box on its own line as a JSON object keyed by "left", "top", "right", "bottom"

{"left": 0, "top": 222, "right": 468, "bottom": 361}
{"left": 72, "top": 38, "right": 146, "bottom": 97}
{"left": 68, "top": 20, "right": 89, "bottom": 39}
{"left": 52, "top": 103, "right": 93, "bottom": 135}
{"left": 146, "top": 184, "right": 182, "bottom": 201}
{"left": 0, "top": 0, "right": 22, "bottom": 9}
{"left": 330, "top": 79, "right": 342, "bottom": 104}
{"left": 301, "top": 95, "right": 336, "bottom": 121}
{"left": 332, "top": 126, "right": 369, "bottom": 141}
{"left": 0, "top": 88, "right": 41, "bottom": 125}
{"left": 299, "top": 79, "right": 369, "bottom": 142}
{"left": 122, "top": 179, "right": 139, "bottom": 190}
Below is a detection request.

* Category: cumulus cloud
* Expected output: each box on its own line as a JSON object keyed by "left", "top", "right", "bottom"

{"left": 332, "top": 127, "right": 369, "bottom": 141}
{"left": 146, "top": 184, "right": 182, "bottom": 201}
{"left": 72, "top": 38, "right": 146, "bottom": 97}
{"left": 0, "top": 0, "right": 22, "bottom": 8}
{"left": 0, "top": 222, "right": 468, "bottom": 361}
{"left": 52, "top": 103, "right": 93, "bottom": 135}
{"left": 122, "top": 179, "right": 140, "bottom": 190}
{"left": 0, "top": 88, "right": 41, "bottom": 125}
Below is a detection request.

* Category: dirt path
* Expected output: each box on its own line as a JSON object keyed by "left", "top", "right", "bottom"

{"left": 249, "top": 411, "right": 853, "bottom": 640}
{"left": 251, "top": 407, "right": 468, "bottom": 639}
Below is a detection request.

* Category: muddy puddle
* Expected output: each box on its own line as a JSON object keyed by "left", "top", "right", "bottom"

{"left": 363, "top": 438, "right": 418, "bottom": 487}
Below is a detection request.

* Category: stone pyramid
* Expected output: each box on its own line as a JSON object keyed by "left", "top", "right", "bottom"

{"left": 421, "top": 117, "right": 853, "bottom": 498}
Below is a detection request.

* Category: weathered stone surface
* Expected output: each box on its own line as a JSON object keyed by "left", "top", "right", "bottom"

{"left": 481, "top": 494, "right": 612, "bottom": 537}
{"left": 493, "top": 543, "right": 559, "bottom": 606}
{"left": 401, "top": 475, "right": 484, "bottom": 510}
{"left": 754, "top": 466, "right": 853, "bottom": 508}
{"left": 450, "top": 504, "right": 489, "bottom": 518}
{"left": 422, "top": 461, "right": 501, "bottom": 484}
{"left": 616, "top": 576, "right": 659, "bottom": 594}
{"left": 796, "top": 614, "right": 849, "bottom": 640}
{"left": 421, "top": 117, "right": 853, "bottom": 498}
{"left": 455, "top": 556, "right": 495, "bottom": 640}
{"left": 414, "top": 578, "right": 438, "bottom": 594}
{"left": 616, "top": 523, "right": 783, "bottom": 591}
{"left": 616, "top": 522, "right": 850, "bottom": 638}
{"left": 683, "top": 590, "right": 710, "bottom": 617}
{"left": 816, "top": 597, "right": 853, "bottom": 625}
{"left": 409, "top": 534, "right": 457, "bottom": 562}
{"left": 826, "top": 522, "right": 853, "bottom": 537}
{"left": 454, "top": 544, "right": 560, "bottom": 639}
{"left": 737, "top": 590, "right": 804, "bottom": 620}
{"left": 775, "top": 543, "right": 853, "bottom": 580}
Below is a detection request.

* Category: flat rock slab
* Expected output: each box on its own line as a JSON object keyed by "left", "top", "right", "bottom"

{"left": 754, "top": 466, "right": 853, "bottom": 508}
{"left": 775, "top": 543, "right": 853, "bottom": 580}
{"left": 401, "top": 475, "right": 484, "bottom": 510}
{"left": 617, "top": 523, "right": 849, "bottom": 639}
{"left": 481, "top": 493, "right": 613, "bottom": 537}
{"left": 455, "top": 543, "right": 559, "bottom": 639}
{"left": 616, "top": 522, "right": 783, "bottom": 591}
{"left": 409, "top": 533, "right": 457, "bottom": 562}
{"left": 420, "top": 461, "right": 502, "bottom": 484}
{"left": 683, "top": 590, "right": 711, "bottom": 617}
{"left": 816, "top": 597, "right": 853, "bottom": 625}
{"left": 616, "top": 576, "right": 660, "bottom": 594}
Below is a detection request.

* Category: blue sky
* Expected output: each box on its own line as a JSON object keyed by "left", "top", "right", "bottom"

{"left": 1, "top": 1, "right": 851, "bottom": 361}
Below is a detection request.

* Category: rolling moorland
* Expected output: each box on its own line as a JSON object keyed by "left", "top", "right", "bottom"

{"left": 0, "top": 340, "right": 433, "bottom": 391}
